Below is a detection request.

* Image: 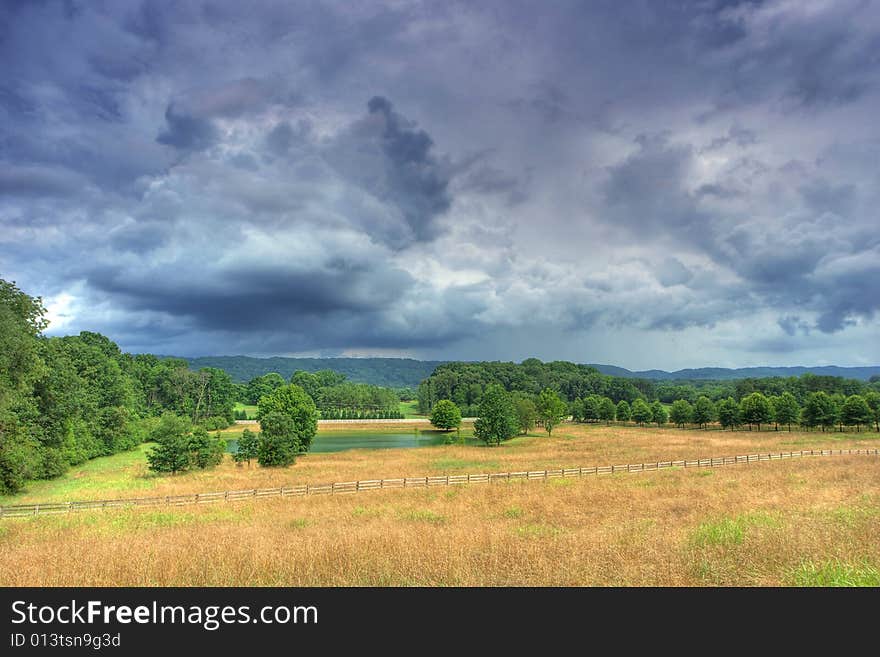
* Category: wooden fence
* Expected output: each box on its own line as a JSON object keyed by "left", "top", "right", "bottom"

{"left": 1, "top": 448, "right": 877, "bottom": 519}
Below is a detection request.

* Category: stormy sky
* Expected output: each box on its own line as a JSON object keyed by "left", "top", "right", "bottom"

{"left": 2, "top": 0, "right": 879, "bottom": 369}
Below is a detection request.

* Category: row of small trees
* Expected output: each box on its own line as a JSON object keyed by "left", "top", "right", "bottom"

{"left": 429, "top": 387, "right": 569, "bottom": 445}
{"left": 570, "top": 390, "right": 880, "bottom": 432}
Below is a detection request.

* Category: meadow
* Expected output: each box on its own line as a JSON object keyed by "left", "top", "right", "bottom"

{"left": 1, "top": 423, "right": 878, "bottom": 586}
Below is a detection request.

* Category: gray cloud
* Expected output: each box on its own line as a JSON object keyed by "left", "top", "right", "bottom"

{"left": 2, "top": 0, "right": 879, "bottom": 368}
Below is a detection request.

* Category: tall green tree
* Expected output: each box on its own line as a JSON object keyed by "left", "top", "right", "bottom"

{"left": 536, "top": 388, "right": 567, "bottom": 435}
{"left": 716, "top": 397, "right": 739, "bottom": 430}
{"left": 430, "top": 399, "right": 462, "bottom": 431}
{"left": 474, "top": 384, "right": 518, "bottom": 446}
{"left": 146, "top": 413, "right": 193, "bottom": 474}
{"left": 257, "top": 384, "right": 318, "bottom": 452}
{"left": 615, "top": 400, "right": 631, "bottom": 423}
{"left": 514, "top": 397, "right": 537, "bottom": 435}
{"left": 692, "top": 396, "right": 715, "bottom": 429}
{"left": 631, "top": 399, "right": 652, "bottom": 426}
{"left": 650, "top": 401, "right": 668, "bottom": 427}
{"left": 188, "top": 426, "right": 226, "bottom": 469}
{"left": 841, "top": 395, "right": 872, "bottom": 431}
{"left": 669, "top": 399, "right": 693, "bottom": 428}
{"left": 801, "top": 392, "right": 837, "bottom": 432}
{"left": 739, "top": 392, "right": 772, "bottom": 431}
{"left": 233, "top": 428, "right": 258, "bottom": 467}
{"left": 771, "top": 392, "right": 800, "bottom": 431}
{"left": 257, "top": 412, "right": 300, "bottom": 466}
{"left": 863, "top": 391, "right": 880, "bottom": 432}
{"left": 598, "top": 397, "right": 617, "bottom": 424}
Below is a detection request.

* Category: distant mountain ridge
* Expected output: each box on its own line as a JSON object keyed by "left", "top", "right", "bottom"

{"left": 587, "top": 364, "right": 880, "bottom": 381}
{"left": 183, "top": 355, "right": 880, "bottom": 386}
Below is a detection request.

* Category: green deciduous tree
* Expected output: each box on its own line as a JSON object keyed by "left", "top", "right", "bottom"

{"left": 771, "top": 392, "right": 800, "bottom": 431}
{"left": 864, "top": 391, "right": 880, "bottom": 432}
{"left": 693, "top": 396, "right": 715, "bottom": 429}
{"left": 188, "top": 426, "right": 225, "bottom": 469}
{"left": 146, "top": 413, "right": 193, "bottom": 474}
{"left": 669, "top": 399, "right": 693, "bottom": 428}
{"left": 257, "top": 412, "right": 300, "bottom": 466}
{"left": 739, "top": 392, "right": 772, "bottom": 431}
{"left": 474, "top": 384, "right": 518, "bottom": 446}
{"left": 257, "top": 384, "right": 318, "bottom": 452}
{"left": 598, "top": 397, "right": 616, "bottom": 424}
{"left": 430, "top": 399, "right": 462, "bottom": 431}
{"left": 515, "top": 397, "right": 537, "bottom": 435}
{"left": 233, "top": 428, "right": 258, "bottom": 467}
{"left": 615, "top": 400, "right": 631, "bottom": 423}
{"left": 801, "top": 392, "right": 837, "bottom": 432}
{"left": 651, "top": 401, "right": 668, "bottom": 427}
{"left": 631, "top": 399, "right": 652, "bottom": 426}
{"left": 841, "top": 394, "right": 872, "bottom": 431}
{"left": 716, "top": 397, "right": 739, "bottom": 430}
{"left": 536, "top": 388, "right": 567, "bottom": 435}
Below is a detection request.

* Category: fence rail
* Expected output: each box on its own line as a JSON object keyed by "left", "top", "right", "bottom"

{"left": 1, "top": 448, "right": 877, "bottom": 519}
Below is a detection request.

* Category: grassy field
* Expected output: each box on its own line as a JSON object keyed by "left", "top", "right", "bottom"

{"left": 399, "top": 399, "right": 424, "bottom": 418}
{"left": 1, "top": 423, "right": 878, "bottom": 586}
{"left": 233, "top": 402, "right": 259, "bottom": 419}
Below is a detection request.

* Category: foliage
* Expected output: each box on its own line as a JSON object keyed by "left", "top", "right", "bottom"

{"left": 692, "top": 396, "right": 715, "bottom": 428}
{"left": 514, "top": 397, "right": 537, "bottom": 434}
{"left": 801, "top": 392, "right": 838, "bottom": 432}
{"left": 257, "top": 412, "right": 300, "bottom": 467}
{"left": 146, "top": 413, "right": 193, "bottom": 475}
{"left": 771, "top": 392, "right": 800, "bottom": 431}
{"left": 429, "top": 399, "right": 462, "bottom": 431}
{"left": 188, "top": 427, "right": 226, "bottom": 469}
{"left": 716, "top": 397, "right": 740, "bottom": 430}
{"left": 615, "top": 400, "right": 631, "bottom": 422}
{"left": 233, "top": 428, "right": 258, "bottom": 466}
{"left": 650, "top": 401, "right": 668, "bottom": 426}
{"left": 598, "top": 397, "right": 617, "bottom": 424}
{"left": 418, "top": 359, "right": 650, "bottom": 416}
{"left": 669, "top": 399, "right": 694, "bottom": 428}
{"left": 187, "top": 356, "right": 443, "bottom": 388}
{"left": 474, "top": 384, "right": 519, "bottom": 446}
{"left": 256, "top": 384, "right": 318, "bottom": 452}
{"left": 840, "top": 395, "right": 872, "bottom": 430}
{"left": 739, "top": 392, "right": 772, "bottom": 430}
{"left": 631, "top": 399, "right": 653, "bottom": 426}
{"left": 536, "top": 388, "right": 567, "bottom": 435}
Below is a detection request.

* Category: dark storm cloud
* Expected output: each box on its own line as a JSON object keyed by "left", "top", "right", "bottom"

{"left": 326, "top": 96, "right": 453, "bottom": 246}
{"left": 156, "top": 104, "right": 219, "bottom": 151}
{"left": 2, "top": 0, "right": 879, "bottom": 366}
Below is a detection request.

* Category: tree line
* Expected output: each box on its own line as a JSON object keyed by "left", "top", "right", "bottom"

{"left": 237, "top": 370, "right": 403, "bottom": 419}
{"left": 0, "top": 279, "right": 237, "bottom": 494}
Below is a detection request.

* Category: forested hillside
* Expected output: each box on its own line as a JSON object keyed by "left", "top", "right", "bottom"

{"left": 418, "top": 359, "right": 880, "bottom": 418}
{"left": 184, "top": 356, "right": 444, "bottom": 388}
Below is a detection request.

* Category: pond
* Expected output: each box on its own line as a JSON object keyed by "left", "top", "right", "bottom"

{"left": 226, "top": 430, "right": 476, "bottom": 454}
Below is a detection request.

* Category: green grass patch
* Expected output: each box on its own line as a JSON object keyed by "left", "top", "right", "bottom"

{"left": 400, "top": 509, "right": 445, "bottom": 524}
{"left": 398, "top": 400, "right": 424, "bottom": 418}
{"left": 503, "top": 506, "right": 524, "bottom": 519}
{"left": 0, "top": 444, "right": 157, "bottom": 506}
{"left": 516, "top": 523, "right": 562, "bottom": 538}
{"left": 689, "top": 512, "right": 779, "bottom": 548}
{"left": 430, "top": 458, "right": 499, "bottom": 472}
{"left": 791, "top": 560, "right": 880, "bottom": 587}
{"left": 233, "top": 403, "right": 258, "bottom": 420}
{"left": 288, "top": 518, "right": 310, "bottom": 530}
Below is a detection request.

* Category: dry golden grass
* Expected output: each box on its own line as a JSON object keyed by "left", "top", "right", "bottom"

{"left": 1, "top": 424, "right": 878, "bottom": 586}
